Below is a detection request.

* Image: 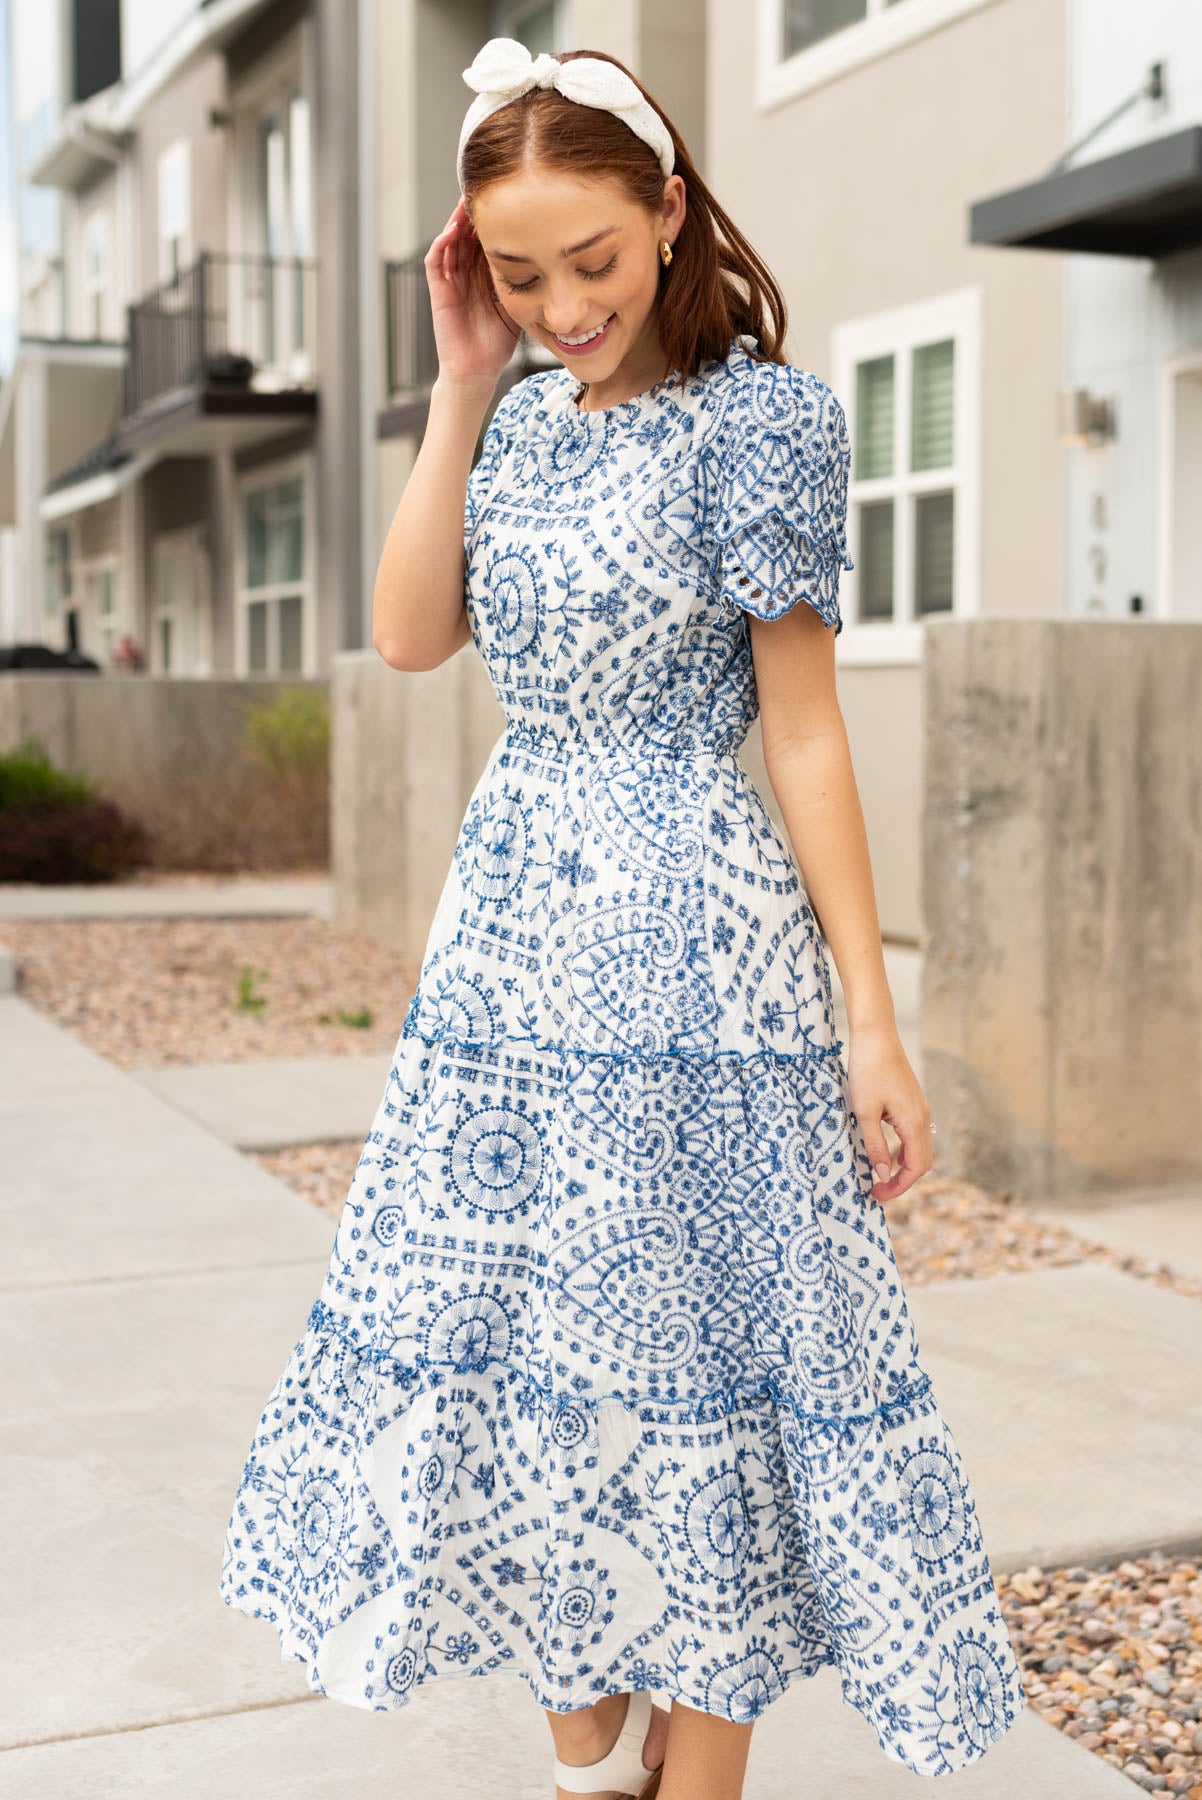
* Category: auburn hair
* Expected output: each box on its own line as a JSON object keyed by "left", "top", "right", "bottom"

{"left": 458, "top": 48, "right": 787, "bottom": 385}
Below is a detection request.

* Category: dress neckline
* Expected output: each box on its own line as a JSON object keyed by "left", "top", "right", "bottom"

{"left": 550, "top": 334, "right": 758, "bottom": 424}
{"left": 555, "top": 361, "right": 683, "bottom": 423}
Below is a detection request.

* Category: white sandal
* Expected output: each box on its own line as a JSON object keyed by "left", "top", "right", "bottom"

{"left": 553, "top": 1689, "right": 665, "bottom": 1798}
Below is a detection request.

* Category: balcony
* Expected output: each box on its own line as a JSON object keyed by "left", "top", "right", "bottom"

{"left": 119, "top": 250, "right": 319, "bottom": 457}
{"left": 379, "top": 250, "right": 439, "bottom": 436}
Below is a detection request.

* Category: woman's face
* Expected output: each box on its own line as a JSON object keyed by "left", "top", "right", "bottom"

{"left": 469, "top": 166, "right": 684, "bottom": 388}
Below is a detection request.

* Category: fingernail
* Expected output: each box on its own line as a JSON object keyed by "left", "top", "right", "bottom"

{"left": 874, "top": 1162, "right": 890, "bottom": 1180}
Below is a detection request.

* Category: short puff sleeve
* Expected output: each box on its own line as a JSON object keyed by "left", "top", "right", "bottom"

{"left": 464, "top": 375, "right": 541, "bottom": 543}
{"left": 712, "top": 362, "right": 854, "bottom": 635}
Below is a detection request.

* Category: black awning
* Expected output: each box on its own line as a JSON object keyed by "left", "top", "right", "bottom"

{"left": 969, "top": 125, "right": 1202, "bottom": 258}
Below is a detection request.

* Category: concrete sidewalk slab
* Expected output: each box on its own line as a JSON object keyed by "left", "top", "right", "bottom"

{"left": 0, "top": 874, "right": 332, "bottom": 921}
{"left": 130, "top": 1051, "right": 392, "bottom": 1150}
{"left": 905, "top": 1260, "right": 1202, "bottom": 1571}
{"left": 1025, "top": 1183, "right": 1202, "bottom": 1286}
{"left": 0, "top": 997, "right": 334, "bottom": 1288}
{"left": 0, "top": 1662, "right": 1116, "bottom": 1800}
{"left": 1, "top": 1260, "right": 328, "bottom": 1748}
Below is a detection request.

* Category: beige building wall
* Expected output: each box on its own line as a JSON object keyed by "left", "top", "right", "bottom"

{"left": 132, "top": 56, "right": 228, "bottom": 297}
{"left": 706, "top": 0, "right": 1068, "bottom": 943}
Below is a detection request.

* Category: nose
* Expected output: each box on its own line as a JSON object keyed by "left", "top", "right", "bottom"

{"left": 539, "top": 284, "right": 596, "bottom": 337}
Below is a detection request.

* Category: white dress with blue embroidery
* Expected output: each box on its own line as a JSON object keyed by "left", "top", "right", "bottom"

{"left": 219, "top": 336, "right": 1026, "bottom": 1777}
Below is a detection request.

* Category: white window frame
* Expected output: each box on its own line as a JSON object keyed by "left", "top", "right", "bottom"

{"left": 757, "top": 0, "right": 1005, "bottom": 110}
{"left": 82, "top": 211, "right": 111, "bottom": 339}
{"left": 229, "top": 29, "right": 315, "bottom": 384}
{"left": 234, "top": 451, "right": 316, "bottom": 677}
{"left": 157, "top": 139, "right": 191, "bottom": 283}
{"left": 78, "top": 553, "right": 121, "bottom": 665}
{"left": 832, "top": 285, "right": 982, "bottom": 665}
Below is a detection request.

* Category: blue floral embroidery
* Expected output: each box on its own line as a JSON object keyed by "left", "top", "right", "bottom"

{"left": 219, "top": 337, "right": 1025, "bottom": 1779}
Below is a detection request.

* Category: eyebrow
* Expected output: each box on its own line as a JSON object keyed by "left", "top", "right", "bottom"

{"left": 489, "top": 227, "right": 618, "bottom": 265}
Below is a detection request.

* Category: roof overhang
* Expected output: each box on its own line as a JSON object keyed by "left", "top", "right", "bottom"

{"left": 24, "top": 0, "right": 283, "bottom": 182}
{"left": 40, "top": 449, "right": 162, "bottom": 522}
{"left": 0, "top": 339, "right": 127, "bottom": 529}
{"left": 969, "top": 125, "right": 1202, "bottom": 258}
{"left": 25, "top": 99, "right": 125, "bottom": 190}
{"left": 106, "top": 0, "right": 282, "bottom": 132}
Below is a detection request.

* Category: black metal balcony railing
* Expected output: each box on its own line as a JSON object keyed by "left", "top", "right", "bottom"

{"left": 125, "top": 250, "right": 318, "bottom": 417}
{"left": 384, "top": 250, "right": 439, "bottom": 397}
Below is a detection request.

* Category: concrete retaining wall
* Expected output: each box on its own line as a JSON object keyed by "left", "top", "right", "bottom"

{"left": 922, "top": 619, "right": 1202, "bottom": 1201}
{"left": 0, "top": 673, "right": 330, "bottom": 869}
{"left": 331, "top": 647, "right": 505, "bottom": 955}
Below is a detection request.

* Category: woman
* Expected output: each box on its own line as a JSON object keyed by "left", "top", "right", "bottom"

{"left": 219, "top": 38, "right": 1026, "bottom": 1800}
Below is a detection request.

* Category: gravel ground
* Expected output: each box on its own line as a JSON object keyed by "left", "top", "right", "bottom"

{"left": 0, "top": 916, "right": 419, "bottom": 1067}
{"left": 997, "top": 1553, "right": 1202, "bottom": 1795}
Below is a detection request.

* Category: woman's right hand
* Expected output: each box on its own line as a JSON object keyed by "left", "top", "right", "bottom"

{"left": 424, "top": 199, "right": 521, "bottom": 389}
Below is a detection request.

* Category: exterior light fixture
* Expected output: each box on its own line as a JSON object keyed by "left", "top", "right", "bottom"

{"left": 1059, "top": 388, "right": 1116, "bottom": 446}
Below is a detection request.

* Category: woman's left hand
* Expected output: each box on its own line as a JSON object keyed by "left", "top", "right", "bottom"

{"left": 844, "top": 1022, "right": 934, "bottom": 1204}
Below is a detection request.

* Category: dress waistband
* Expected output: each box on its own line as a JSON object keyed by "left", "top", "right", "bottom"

{"left": 501, "top": 716, "right": 740, "bottom": 764}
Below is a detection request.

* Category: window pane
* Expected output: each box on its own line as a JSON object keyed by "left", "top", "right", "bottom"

{"left": 858, "top": 501, "right": 894, "bottom": 620}
{"left": 246, "top": 493, "right": 268, "bottom": 588}
{"left": 278, "top": 594, "right": 303, "bottom": 671}
{"left": 247, "top": 600, "right": 269, "bottom": 672}
{"left": 911, "top": 338, "right": 955, "bottom": 472}
{"left": 268, "top": 477, "right": 304, "bottom": 585}
{"left": 514, "top": 2, "right": 556, "bottom": 53}
{"left": 289, "top": 94, "right": 312, "bottom": 259}
{"left": 783, "top": 0, "right": 867, "bottom": 57}
{"left": 854, "top": 354, "right": 894, "bottom": 480}
{"left": 915, "top": 491, "right": 955, "bottom": 615}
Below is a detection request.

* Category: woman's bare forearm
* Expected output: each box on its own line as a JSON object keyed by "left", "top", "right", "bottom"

{"left": 763, "top": 728, "right": 897, "bottom": 1034}
{"left": 372, "top": 374, "right": 497, "bottom": 670}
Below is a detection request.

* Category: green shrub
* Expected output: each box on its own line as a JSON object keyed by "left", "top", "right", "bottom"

{"left": 0, "top": 736, "right": 153, "bottom": 882}
{"left": 0, "top": 795, "right": 153, "bottom": 882}
{"left": 0, "top": 737, "right": 93, "bottom": 811}
{"left": 239, "top": 686, "right": 330, "bottom": 780}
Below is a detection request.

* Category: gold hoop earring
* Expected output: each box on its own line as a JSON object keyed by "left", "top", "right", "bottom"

{"left": 659, "top": 239, "right": 673, "bottom": 267}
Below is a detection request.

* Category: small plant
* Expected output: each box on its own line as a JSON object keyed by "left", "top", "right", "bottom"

{"left": 239, "top": 686, "right": 330, "bottom": 781}
{"left": 315, "top": 1007, "right": 373, "bottom": 1029}
{"left": 235, "top": 967, "right": 268, "bottom": 1013}
{"left": 0, "top": 737, "right": 93, "bottom": 810}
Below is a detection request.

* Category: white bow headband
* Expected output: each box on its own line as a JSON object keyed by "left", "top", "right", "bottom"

{"left": 457, "top": 38, "right": 675, "bottom": 191}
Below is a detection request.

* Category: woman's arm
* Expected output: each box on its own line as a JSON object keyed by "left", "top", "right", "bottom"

{"left": 372, "top": 199, "right": 519, "bottom": 672}
{"left": 372, "top": 374, "right": 494, "bottom": 670}
{"left": 749, "top": 602, "right": 934, "bottom": 1202}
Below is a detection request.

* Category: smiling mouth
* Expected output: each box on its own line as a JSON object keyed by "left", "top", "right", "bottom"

{"left": 547, "top": 314, "right": 616, "bottom": 353}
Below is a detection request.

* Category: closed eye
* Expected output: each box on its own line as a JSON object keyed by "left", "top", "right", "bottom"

{"left": 497, "top": 253, "right": 619, "bottom": 295}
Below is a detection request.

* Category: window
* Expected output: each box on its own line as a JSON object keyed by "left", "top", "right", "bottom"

{"left": 759, "top": 0, "right": 1004, "bottom": 108}
{"left": 83, "top": 212, "right": 110, "bottom": 338}
{"left": 237, "top": 73, "right": 313, "bottom": 379}
{"left": 44, "top": 527, "right": 71, "bottom": 621}
{"left": 782, "top": 0, "right": 871, "bottom": 58}
{"left": 493, "top": 0, "right": 561, "bottom": 54}
{"left": 80, "top": 558, "right": 120, "bottom": 664}
{"left": 833, "top": 287, "right": 980, "bottom": 658}
{"left": 237, "top": 463, "right": 311, "bottom": 675}
{"left": 157, "top": 140, "right": 191, "bottom": 283}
